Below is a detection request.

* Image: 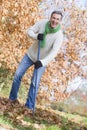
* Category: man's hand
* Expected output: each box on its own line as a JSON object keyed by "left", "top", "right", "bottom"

{"left": 37, "top": 33, "right": 44, "bottom": 41}
{"left": 34, "top": 60, "right": 43, "bottom": 69}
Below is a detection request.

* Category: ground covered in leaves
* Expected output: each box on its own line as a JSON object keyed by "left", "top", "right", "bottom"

{"left": 0, "top": 97, "right": 87, "bottom": 130}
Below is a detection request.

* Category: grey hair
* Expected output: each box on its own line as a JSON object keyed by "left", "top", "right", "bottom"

{"left": 51, "top": 11, "right": 63, "bottom": 19}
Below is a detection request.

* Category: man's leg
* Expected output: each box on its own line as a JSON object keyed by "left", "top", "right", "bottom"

{"left": 9, "top": 54, "right": 33, "bottom": 101}
{"left": 25, "top": 66, "right": 46, "bottom": 109}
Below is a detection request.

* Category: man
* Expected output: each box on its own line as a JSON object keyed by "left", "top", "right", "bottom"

{"left": 9, "top": 11, "right": 63, "bottom": 112}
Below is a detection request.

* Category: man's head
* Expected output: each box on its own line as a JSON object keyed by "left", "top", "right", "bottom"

{"left": 50, "top": 11, "right": 63, "bottom": 29}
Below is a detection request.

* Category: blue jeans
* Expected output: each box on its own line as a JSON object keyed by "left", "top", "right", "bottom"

{"left": 9, "top": 54, "right": 46, "bottom": 110}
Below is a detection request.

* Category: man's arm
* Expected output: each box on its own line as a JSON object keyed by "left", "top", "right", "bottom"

{"left": 26, "top": 21, "right": 40, "bottom": 40}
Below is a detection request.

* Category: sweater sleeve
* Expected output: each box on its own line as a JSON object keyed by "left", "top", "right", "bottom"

{"left": 41, "top": 31, "right": 63, "bottom": 66}
{"left": 26, "top": 21, "right": 40, "bottom": 40}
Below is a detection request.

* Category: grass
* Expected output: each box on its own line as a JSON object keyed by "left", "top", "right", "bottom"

{"left": 0, "top": 113, "right": 61, "bottom": 130}
{"left": 0, "top": 115, "right": 36, "bottom": 130}
{"left": 0, "top": 115, "right": 13, "bottom": 128}
{"left": 42, "top": 125, "right": 61, "bottom": 130}
{"left": 23, "top": 116, "right": 34, "bottom": 123}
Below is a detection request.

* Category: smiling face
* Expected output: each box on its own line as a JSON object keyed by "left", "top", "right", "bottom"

{"left": 50, "top": 13, "right": 62, "bottom": 29}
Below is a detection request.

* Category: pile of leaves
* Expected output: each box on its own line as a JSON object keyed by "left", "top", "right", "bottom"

{"left": 0, "top": 0, "right": 87, "bottom": 104}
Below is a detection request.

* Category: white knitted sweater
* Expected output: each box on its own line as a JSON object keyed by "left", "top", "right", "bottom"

{"left": 27, "top": 19, "right": 63, "bottom": 66}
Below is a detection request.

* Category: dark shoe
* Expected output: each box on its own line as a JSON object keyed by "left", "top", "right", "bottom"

{"left": 7, "top": 99, "right": 20, "bottom": 107}
{"left": 22, "top": 106, "right": 33, "bottom": 115}
{"left": 9, "top": 99, "right": 20, "bottom": 104}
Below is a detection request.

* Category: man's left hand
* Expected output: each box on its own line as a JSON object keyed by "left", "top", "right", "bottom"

{"left": 34, "top": 60, "right": 43, "bottom": 69}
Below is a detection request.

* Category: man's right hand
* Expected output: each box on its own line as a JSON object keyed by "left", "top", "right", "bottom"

{"left": 37, "top": 33, "right": 44, "bottom": 41}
